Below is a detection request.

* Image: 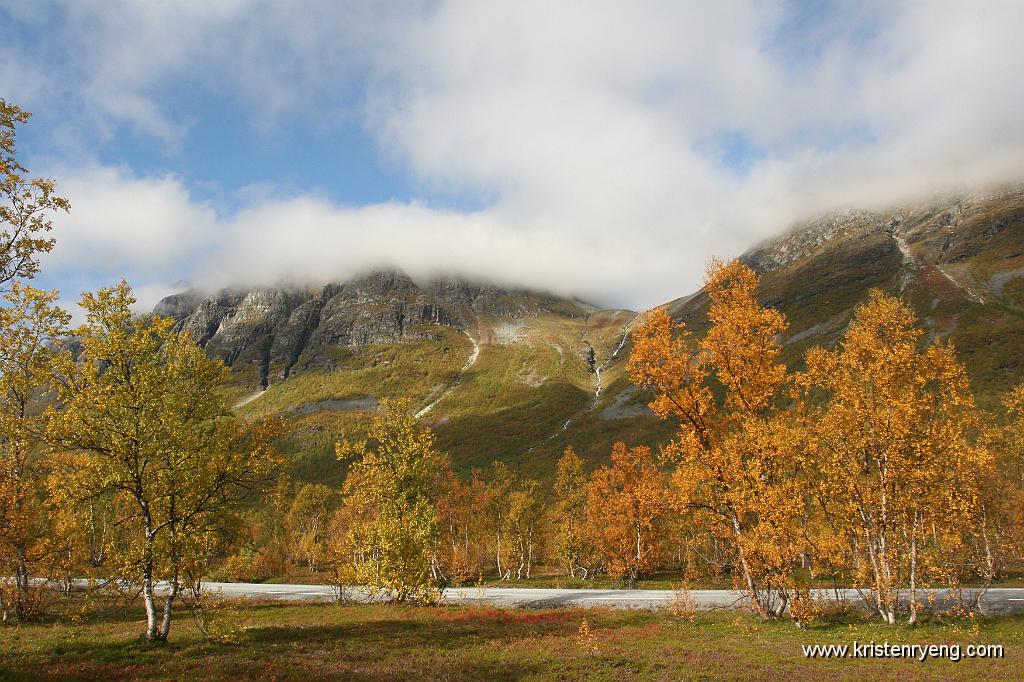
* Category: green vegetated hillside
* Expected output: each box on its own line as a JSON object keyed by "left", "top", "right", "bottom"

{"left": 155, "top": 272, "right": 646, "bottom": 484}
{"left": 155, "top": 185, "right": 1024, "bottom": 484}
{"left": 241, "top": 309, "right": 643, "bottom": 484}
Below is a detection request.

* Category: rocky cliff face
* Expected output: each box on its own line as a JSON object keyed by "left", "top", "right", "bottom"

{"left": 154, "top": 270, "right": 589, "bottom": 389}
{"left": 742, "top": 209, "right": 885, "bottom": 273}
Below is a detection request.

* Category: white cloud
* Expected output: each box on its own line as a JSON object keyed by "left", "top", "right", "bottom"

{"left": 7, "top": 1, "right": 1024, "bottom": 309}
{"left": 40, "top": 165, "right": 216, "bottom": 275}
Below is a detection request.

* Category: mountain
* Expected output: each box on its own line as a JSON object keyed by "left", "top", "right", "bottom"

{"left": 155, "top": 271, "right": 639, "bottom": 483}
{"left": 513, "top": 185, "right": 1024, "bottom": 477}
{"left": 665, "top": 185, "right": 1024, "bottom": 408}
{"left": 155, "top": 185, "right": 1024, "bottom": 483}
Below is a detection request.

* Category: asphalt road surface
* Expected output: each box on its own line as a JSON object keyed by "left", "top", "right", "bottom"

{"left": 198, "top": 582, "right": 1024, "bottom": 613}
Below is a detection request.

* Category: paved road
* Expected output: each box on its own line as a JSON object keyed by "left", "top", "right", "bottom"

{"left": 200, "top": 582, "right": 1024, "bottom": 613}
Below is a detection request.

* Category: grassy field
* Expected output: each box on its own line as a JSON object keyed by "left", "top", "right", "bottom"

{"left": 1, "top": 601, "right": 1021, "bottom": 681}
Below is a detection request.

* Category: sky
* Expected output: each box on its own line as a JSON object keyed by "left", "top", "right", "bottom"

{"left": 2, "top": 0, "right": 1023, "bottom": 314}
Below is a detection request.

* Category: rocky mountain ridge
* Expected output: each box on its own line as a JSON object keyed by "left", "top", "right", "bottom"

{"left": 155, "top": 271, "right": 595, "bottom": 390}
{"left": 743, "top": 185, "right": 1023, "bottom": 283}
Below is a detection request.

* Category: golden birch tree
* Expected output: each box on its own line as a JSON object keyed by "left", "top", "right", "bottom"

{"left": 334, "top": 399, "right": 447, "bottom": 602}
{"left": 504, "top": 478, "right": 546, "bottom": 580}
{"left": 799, "top": 290, "right": 993, "bottom": 624}
{"left": 0, "top": 284, "right": 69, "bottom": 621}
{"left": 285, "top": 483, "right": 335, "bottom": 573}
{"left": 628, "top": 258, "right": 809, "bottom": 617}
{"left": 552, "top": 447, "right": 600, "bottom": 579}
{"left": 0, "top": 100, "right": 68, "bottom": 289}
{"left": 435, "top": 470, "right": 490, "bottom": 584}
{"left": 482, "top": 461, "right": 517, "bottom": 581}
{"left": 979, "top": 385, "right": 1024, "bottom": 590}
{"left": 584, "top": 442, "right": 668, "bottom": 585}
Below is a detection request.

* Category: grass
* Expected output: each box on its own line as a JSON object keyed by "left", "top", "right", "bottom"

{"left": 271, "top": 411, "right": 370, "bottom": 487}
{"left": 239, "top": 326, "right": 471, "bottom": 418}
{"left": 1004, "top": 276, "right": 1024, "bottom": 306}
{"left": 230, "top": 327, "right": 472, "bottom": 485}
{"left": 2, "top": 601, "right": 1022, "bottom": 680}
{"left": 431, "top": 330, "right": 592, "bottom": 474}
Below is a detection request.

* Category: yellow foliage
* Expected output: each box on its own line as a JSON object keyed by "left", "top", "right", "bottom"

{"left": 584, "top": 442, "right": 668, "bottom": 584}
{"left": 0, "top": 99, "right": 69, "bottom": 287}
{"left": 799, "top": 290, "right": 993, "bottom": 624}
{"left": 628, "top": 259, "right": 807, "bottom": 618}
{"left": 552, "top": 448, "right": 600, "bottom": 579}
{"left": 577, "top": 617, "right": 598, "bottom": 656}
{"left": 0, "top": 283, "right": 70, "bottom": 621}
{"left": 333, "top": 399, "right": 447, "bottom": 603}
{"left": 48, "top": 281, "right": 282, "bottom": 640}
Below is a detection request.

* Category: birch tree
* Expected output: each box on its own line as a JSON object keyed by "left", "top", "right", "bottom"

{"left": 584, "top": 442, "right": 668, "bottom": 585}
{"left": 0, "top": 100, "right": 68, "bottom": 289}
{"left": 628, "top": 259, "right": 809, "bottom": 617}
{"left": 334, "top": 399, "right": 447, "bottom": 602}
{"left": 285, "top": 483, "right": 334, "bottom": 573}
{"left": 504, "top": 478, "right": 545, "bottom": 580}
{"left": 51, "top": 282, "right": 280, "bottom": 641}
{"left": 552, "top": 448, "right": 600, "bottom": 579}
{"left": 0, "top": 284, "right": 69, "bottom": 621}
{"left": 800, "top": 290, "right": 992, "bottom": 624}
{"left": 435, "top": 470, "right": 490, "bottom": 583}
{"left": 482, "top": 462, "right": 517, "bottom": 581}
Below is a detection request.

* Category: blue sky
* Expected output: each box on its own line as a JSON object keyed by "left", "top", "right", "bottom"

{"left": 2, "top": 1, "right": 1022, "bottom": 312}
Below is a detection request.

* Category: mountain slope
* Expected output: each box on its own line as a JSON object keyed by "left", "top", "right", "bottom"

{"left": 156, "top": 271, "right": 637, "bottom": 482}
{"left": 531, "top": 186, "right": 1024, "bottom": 473}
{"left": 664, "top": 185, "right": 1024, "bottom": 407}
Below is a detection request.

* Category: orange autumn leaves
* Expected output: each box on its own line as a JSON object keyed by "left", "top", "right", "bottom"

{"left": 798, "top": 290, "right": 995, "bottom": 624}
{"left": 628, "top": 259, "right": 805, "bottom": 617}
{"left": 320, "top": 258, "right": 1016, "bottom": 627}
{"left": 584, "top": 443, "right": 668, "bottom": 584}
{"left": 622, "top": 258, "right": 1014, "bottom": 624}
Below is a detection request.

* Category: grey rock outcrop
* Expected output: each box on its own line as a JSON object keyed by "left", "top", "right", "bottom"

{"left": 155, "top": 269, "right": 582, "bottom": 389}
